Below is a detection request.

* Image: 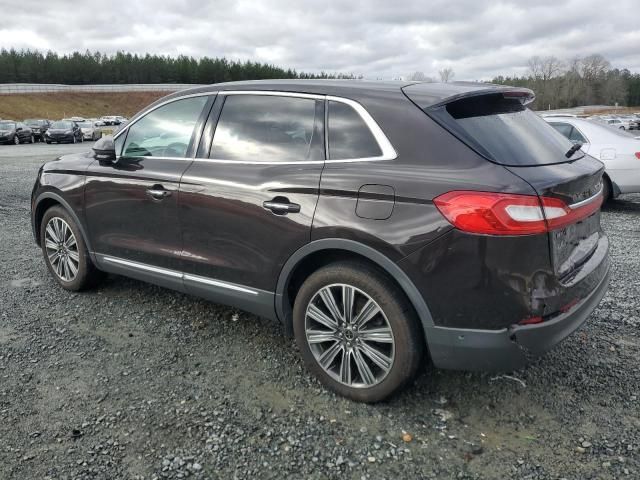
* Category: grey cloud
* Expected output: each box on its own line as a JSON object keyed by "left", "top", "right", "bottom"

{"left": 0, "top": 0, "right": 637, "bottom": 80}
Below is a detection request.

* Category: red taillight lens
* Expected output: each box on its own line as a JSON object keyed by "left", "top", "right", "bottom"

{"left": 434, "top": 190, "right": 602, "bottom": 235}
{"left": 635, "top": 152, "right": 640, "bottom": 160}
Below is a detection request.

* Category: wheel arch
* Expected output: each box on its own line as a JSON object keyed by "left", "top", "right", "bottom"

{"left": 275, "top": 239, "right": 434, "bottom": 336}
{"left": 33, "top": 192, "right": 94, "bottom": 259}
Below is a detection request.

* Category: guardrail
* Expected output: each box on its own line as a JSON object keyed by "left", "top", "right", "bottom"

{"left": 0, "top": 83, "right": 207, "bottom": 94}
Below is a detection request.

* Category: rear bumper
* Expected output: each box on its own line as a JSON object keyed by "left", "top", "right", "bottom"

{"left": 426, "top": 260, "right": 610, "bottom": 371}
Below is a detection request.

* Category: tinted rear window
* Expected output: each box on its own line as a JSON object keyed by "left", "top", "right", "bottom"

{"left": 429, "top": 94, "right": 580, "bottom": 166}
{"left": 328, "top": 101, "right": 382, "bottom": 159}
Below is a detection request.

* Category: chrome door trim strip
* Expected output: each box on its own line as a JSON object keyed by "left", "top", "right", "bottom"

{"left": 568, "top": 185, "right": 603, "bottom": 209}
{"left": 219, "top": 90, "right": 325, "bottom": 101}
{"left": 101, "top": 255, "right": 259, "bottom": 295}
{"left": 103, "top": 255, "right": 182, "bottom": 278}
{"left": 183, "top": 273, "right": 258, "bottom": 295}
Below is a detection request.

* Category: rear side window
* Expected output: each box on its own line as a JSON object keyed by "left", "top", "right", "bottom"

{"left": 549, "top": 122, "right": 587, "bottom": 144}
{"left": 122, "top": 96, "right": 208, "bottom": 158}
{"left": 328, "top": 101, "right": 382, "bottom": 159}
{"left": 429, "top": 94, "right": 579, "bottom": 166}
{"left": 211, "top": 95, "right": 318, "bottom": 162}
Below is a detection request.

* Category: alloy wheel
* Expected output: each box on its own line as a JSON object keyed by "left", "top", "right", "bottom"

{"left": 304, "top": 283, "right": 395, "bottom": 388}
{"left": 13, "top": 135, "right": 19, "bottom": 145}
{"left": 44, "top": 217, "right": 80, "bottom": 282}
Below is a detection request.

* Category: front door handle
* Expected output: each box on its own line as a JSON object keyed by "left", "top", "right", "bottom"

{"left": 147, "top": 185, "right": 172, "bottom": 200}
{"left": 263, "top": 197, "right": 301, "bottom": 215}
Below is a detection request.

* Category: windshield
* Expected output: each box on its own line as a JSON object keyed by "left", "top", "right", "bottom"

{"left": 77, "top": 121, "right": 92, "bottom": 127}
{"left": 0, "top": 121, "right": 16, "bottom": 129}
{"left": 428, "top": 94, "right": 582, "bottom": 166}
{"left": 24, "top": 119, "right": 42, "bottom": 125}
{"left": 51, "top": 121, "right": 73, "bottom": 129}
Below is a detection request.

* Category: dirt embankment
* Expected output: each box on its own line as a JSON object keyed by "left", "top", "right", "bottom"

{"left": 0, "top": 91, "right": 168, "bottom": 120}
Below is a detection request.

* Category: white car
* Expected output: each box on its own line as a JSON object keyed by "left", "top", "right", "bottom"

{"left": 544, "top": 117, "right": 640, "bottom": 199}
{"left": 601, "top": 117, "right": 633, "bottom": 130}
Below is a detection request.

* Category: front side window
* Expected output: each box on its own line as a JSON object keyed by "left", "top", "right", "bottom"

{"left": 122, "top": 96, "right": 208, "bottom": 158}
{"left": 328, "top": 101, "right": 382, "bottom": 159}
{"left": 211, "top": 94, "right": 317, "bottom": 162}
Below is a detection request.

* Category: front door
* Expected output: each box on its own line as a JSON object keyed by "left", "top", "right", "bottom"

{"left": 178, "top": 92, "right": 325, "bottom": 311}
{"left": 84, "top": 95, "right": 212, "bottom": 277}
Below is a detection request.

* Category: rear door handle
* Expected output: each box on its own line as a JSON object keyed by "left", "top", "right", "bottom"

{"left": 147, "top": 185, "right": 172, "bottom": 200}
{"left": 263, "top": 198, "right": 301, "bottom": 214}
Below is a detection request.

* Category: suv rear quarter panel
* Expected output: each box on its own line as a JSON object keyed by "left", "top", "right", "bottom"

{"left": 312, "top": 92, "right": 541, "bottom": 259}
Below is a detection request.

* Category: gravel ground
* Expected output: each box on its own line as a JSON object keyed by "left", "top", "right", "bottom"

{"left": 1, "top": 143, "right": 639, "bottom": 479}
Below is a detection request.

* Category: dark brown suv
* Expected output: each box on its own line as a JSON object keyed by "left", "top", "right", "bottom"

{"left": 31, "top": 80, "right": 610, "bottom": 402}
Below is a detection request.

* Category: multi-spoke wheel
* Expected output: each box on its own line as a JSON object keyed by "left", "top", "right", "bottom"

{"left": 44, "top": 217, "right": 80, "bottom": 282}
{"left": 305, "top": 284, "right": 395, "bottom": 388}
{"left": 293, "top": 262, "right": 424, "bottom": 402}
{"left": 40, "top": 206, "right": 104, "bottom": 291}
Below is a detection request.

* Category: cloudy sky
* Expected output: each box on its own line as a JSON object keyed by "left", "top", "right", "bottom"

{"left": 1, "top": 0, "right": 638, "bottom": 80}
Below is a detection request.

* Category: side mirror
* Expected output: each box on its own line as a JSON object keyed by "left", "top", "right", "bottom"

{"left": 16, "top": 127, "right": 22, "bottom": 132}
{"left": 93, "top": 135, "right": 116, "bottom": 164}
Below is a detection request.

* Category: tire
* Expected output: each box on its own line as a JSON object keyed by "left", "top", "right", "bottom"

{"left": 46, "top": 140, "right": 51, "bottom": 144}
{"left": 293, "top": 261, "right": 424, "bottom": 403}
{"left": 619, "top": 126, "right": 625, "bottom": 130}
{"left": 72, "top": 136, "right": 77, "bottom": 144}
{"left": 40, "top": 206, "right": 103, "bottom": 291}
{"left": 13, "top": 135, "right": 20, "bottom": 145}
{"left": 602, "top": 176, "right": 612, "bottom": 203}
{"left": 29, "top": 134, "right": 35, "bottom": 144}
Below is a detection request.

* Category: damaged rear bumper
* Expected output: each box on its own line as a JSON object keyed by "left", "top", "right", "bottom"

{"left": 425, "top": 262, "right": 611, "bottom": 372}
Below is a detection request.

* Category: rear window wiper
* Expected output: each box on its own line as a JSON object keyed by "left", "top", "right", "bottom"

{"left": 565, "top": 143, "right": 583, "bottom": 158}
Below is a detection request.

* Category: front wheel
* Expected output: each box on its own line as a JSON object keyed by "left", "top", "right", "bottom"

{"left": 13, "top": 135, "right": 20, "bottom": 145}
{"left": 40, "top": 206, "right": 103, "bottom": 291}
{"left": 293, "top": 262, "right": 424, "bottom": 402}
{"left": 29, "top": 134, "right": 35, "bottom": 143}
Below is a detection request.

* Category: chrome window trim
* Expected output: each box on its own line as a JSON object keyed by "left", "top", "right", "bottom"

{"left": 568, "top": 185, "right": 603, "bottom": 209}
{"left": 102, "top": 255, "right": 259, "bottom": 295}
{"left": 325, "top": 95, "right": 397, "bottom": 161}
{"left": 113, "top": 91, "right": 213, "bottom": 141}
{"left": 115, "top": 89, "right": 398, "bottom": 164}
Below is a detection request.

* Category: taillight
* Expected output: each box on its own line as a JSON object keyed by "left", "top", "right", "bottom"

{"left": 635, "top": 152, "right": 640, "bottom": 160}
{"left": 433, "top": 191, "right": 602, "bottom": 235}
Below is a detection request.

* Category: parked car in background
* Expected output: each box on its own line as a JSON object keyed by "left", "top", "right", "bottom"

{"left": 619, "top": 115, "right": 639, "bottom": 130}
{"left": 115, "top": 116, "right": 128, "bottom": 125}
{"left": 76, "top": 120, "right": 103, "bottom": 141}
{"left": 31, "top": 81, "right": 610, "bottom": 402}
{"left": 545, "top": 117, "right": 640, "bottom": 199}
{"left": 24, "top": 119, "right": 51, "bottom": 142}
{"left": 602, "top": 117, "right": 632, "bottom": 130}
{"left": 44, "top": 120, "right": 83, "bottom": 144}
{"left": 100, "top": 115, "right": 120, "bottom": 126}
{"left": 69, "top": 116, "right": 86, "bottom": 123}
{"left": 0, "top": 120, "right": 35, "bottom": 145}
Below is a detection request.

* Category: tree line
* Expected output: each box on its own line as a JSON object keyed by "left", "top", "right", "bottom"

{"left": 492, "top": 54, "right": 640, "bottom": 109}
{"left": 0, "top": 49, "right": 356, "bottom": 85}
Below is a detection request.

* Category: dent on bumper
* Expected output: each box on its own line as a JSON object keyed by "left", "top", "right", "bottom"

{"left": 426, "top": 264, "right": 611, "bottom": 372}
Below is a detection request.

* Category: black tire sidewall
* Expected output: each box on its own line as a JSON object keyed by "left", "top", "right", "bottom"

{"left": 293, "top": 262, "right": 423, "bottom": 403}
{"left": 40, "top": 206, "right": 92, "bottom": 291}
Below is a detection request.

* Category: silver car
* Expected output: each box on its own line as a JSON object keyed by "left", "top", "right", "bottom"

{"left": 76, "top": 120, "right": 102, "bottom": 141}
{"left": 544, "top": 117, "right": 640, "bottom": 199}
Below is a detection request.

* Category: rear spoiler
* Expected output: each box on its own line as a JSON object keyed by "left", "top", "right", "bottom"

{"left": 402, "top": 82, "right": 535, "bottom": 110}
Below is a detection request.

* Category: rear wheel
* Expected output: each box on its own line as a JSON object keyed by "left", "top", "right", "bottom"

{"left": 293, "top": 261, "right": 424, "bottom": 402}
{"left": 40, "top": 206, "right": 103, "bottom": 291}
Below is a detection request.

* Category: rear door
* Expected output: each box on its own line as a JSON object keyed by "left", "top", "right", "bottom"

{"left": 84, "top": 94, "right": 212, "bottom": 276}
{"left": 178, "top": 92, "right": 325, "bottom": 310}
